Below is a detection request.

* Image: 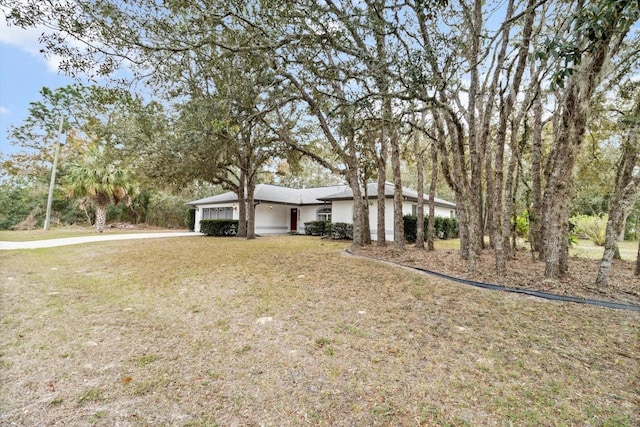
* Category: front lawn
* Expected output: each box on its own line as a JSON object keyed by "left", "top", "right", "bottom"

{"left": 1, "top": 236, "right": 637, "bottom": 426}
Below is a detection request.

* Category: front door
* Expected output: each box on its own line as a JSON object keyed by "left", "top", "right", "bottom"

{"left": 290, "top": 208, "right": 298, "bottom": 232}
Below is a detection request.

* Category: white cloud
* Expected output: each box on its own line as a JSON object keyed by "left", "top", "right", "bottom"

{"left": 0, "top": 17, "right": 63, "bottom": 72}
{"left": 0, "top": 106, "right": 10, "bottom": 115}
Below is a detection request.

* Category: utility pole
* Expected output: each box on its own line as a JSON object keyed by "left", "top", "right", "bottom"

{"left": 44, "top": 117, "right": 65, "bottom": 230}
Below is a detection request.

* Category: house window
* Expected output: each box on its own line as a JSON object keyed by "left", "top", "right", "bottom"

{"left": 203, "top": 207, "right": 233, "bottom": 220}
{"left": 317, "top": 207, "right": 332, "bottom": 222}
{"left": 412, "top": 205, "right": 417, "bottom": 216}
{"left": 450, "top": 210, "right": 456, "bottom": 218}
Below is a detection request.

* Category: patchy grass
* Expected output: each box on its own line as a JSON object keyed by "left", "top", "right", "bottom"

{"left": 0, "top": 236, "right": 637, "bottom": 426}
{"left": 571, "top": 239, "right": 638, "bottom": 261}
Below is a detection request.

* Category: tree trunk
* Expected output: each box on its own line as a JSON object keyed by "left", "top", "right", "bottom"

{"left": 493, "top": 97, "right": 507, "bottom": 274}
{"left": 596, "top": 210, "right": 626, "bottom": 285}
{"left": 542, "top": 181, "right": 573, "bottom": 277}
{"left": 636, "top": 239, "right": 640, "bottom": 276}
{"left": 510, "top": 159, "right": 524, "bottom": 253}
{"left": 597, "top": 93, "right": 640, "bottom": 283}
{"left": 391, "top": 126, "right": 404, "bottom": 249}
{"left": 466, "top": 0, "right": 485, "bottom": 258}
{"left": 541, "top": 0, "right": 632, "bottom": 278}
{"left": 596, "top": 161, "right": 640, "bottom": 285}
{"left": 362, "top": 174, "right": 372, "bottom": 245}
{"left": 427, "top": 140, "right": 438, "bottom": 252}
{"left": 416, "top": 159, "right": 424, "bottom": 249}
{"left": 347, "top": 167, "right": 369, "bottom": 247}
{"left": 441, "top": 108, "right": 473, "bottom": 264}
{"left": 94, "top": 197, "right": 109, "bottom": 233}
{"left": 415, "top": 130, "right": 426, "bottom": 249}
{"left": 374, "top": 19, "right": 390, "bottom": 248}
{"left": 236, "top": 179, "right": 247, "bottom": 238}
{"left": 530, "top": 93, "right": 544, "bottom": 254}
{"left": 377, "top": 125, "right": 387, "bottom": 247}
{"left": 246, "top": 176, "right": 256, "bottom": 240}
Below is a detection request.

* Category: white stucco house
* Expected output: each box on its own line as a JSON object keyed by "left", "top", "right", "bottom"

{"left": 186, "top": 182, "right": 456, "bottom": 241}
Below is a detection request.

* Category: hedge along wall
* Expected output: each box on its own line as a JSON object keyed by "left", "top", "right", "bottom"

{"left": 303, "top": 221, "right": 353, "bottom": 240}
{"left": 200, "top": 219, "right": 238, "bottom": 236}
{"left": 403, "top": 215, "right": 459, "bottom": 243}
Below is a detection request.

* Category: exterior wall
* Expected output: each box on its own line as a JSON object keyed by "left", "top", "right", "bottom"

{"left": 193, "top": 198, "right": 456, "bottom": 237}
{"left": 331, "top": 200, "right": 353, "bottom": 224}
{"left": 432, "top": 205, "right": 456, "bottom": 218}
{"left": 193, "top": 203, "right": 238, "bottom": 233}
{"left": 255, "top": 203, "right": 289, "bottom": 235}
{"left": 194, "top": 202, "right": 330, "bottom": 235}
{"left": 331, "top": 198, "right": 455, "bottom": 242}
{"left": 298, "top": 204, "right": 330, "bottom": 234}
{"left": 367, "top": 199, "right": 413, "bottom": 241}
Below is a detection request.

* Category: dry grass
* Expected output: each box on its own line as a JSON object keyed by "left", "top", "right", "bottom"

{"left": 1, "top": 236, "right": 638, "bottom": 426}
{"left": 0, "top": 225, "right": 186, "bottom": 242}
{"left": 570, "top": 239, "right": 638, "bottom": 261}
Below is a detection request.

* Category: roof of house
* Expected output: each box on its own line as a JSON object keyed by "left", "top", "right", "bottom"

{"left": 187, "top": 182, "right": 456, "bottom": 208}
{"left": 318, "top": 182, "right": 457, "bottom": 208}
{"left": 186, "top": 184, "right": 346, "bottom": 206}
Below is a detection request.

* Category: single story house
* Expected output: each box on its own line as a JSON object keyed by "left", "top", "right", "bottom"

{"left": 186, "top": 182, "right": 456, "bottom": 241}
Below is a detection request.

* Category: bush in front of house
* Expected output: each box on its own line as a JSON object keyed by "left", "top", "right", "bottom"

{"left": 403, "top": 215, "right": 459, "bottom": 243}
{"left": 403, "top": 215, "right": 417, "bottom": 243}
{"left": 200, "top": 219, "right": 238, "bottom": 236}
{"left": 329, "top": 222, "right": 353, "bottom": 240}
{"left": 304, "top": 220, "right": 330, "bottom": 236}
{"left": 434, "top": 216, "right": 459, "bottom": 239}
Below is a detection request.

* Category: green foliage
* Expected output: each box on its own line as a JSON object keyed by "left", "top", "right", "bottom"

{"left": 434, "top": 217, "right": 459, "bottom": 239}
{"left": 624, "top": 202, "right": 639, "bottom": 240}
{"left": 62, "top": 148, "right": 138, "bottom": 205}
{"left": 403, "top": 216, "right": 418, "bottom": 243}
{"left": 568, "top": 231, "right": 579, "bottom": 247}
{"left": 304, "top": 220, "right": 330, "bottom": 236}
{"left": 570, "top": 214, "right": 608, "bottom": 246}
{"left": 186, "top": 208, "right": 196, "bottom": 232}
{"left": 200, "top": 219, "right": 238, "bottom": 236}
{"left": 514, "top": 213, "right": 530, "bottom": 238}
{"left": 537, "top": 0, "right": 640, "bottom": 90}
{"left": 0, "top": 181, "right": 39, "bottom": 229}
{"left": 146, "top": 192, "right": 188, "bottom": 228}
{"left": 403, "top": 215, "right": 459, "bottom": 243}
{"left": 6, "top": 84, "right": 141, "bottom": 178}
{"left": 327, "top": 222, "right": 353, "bottom": 240}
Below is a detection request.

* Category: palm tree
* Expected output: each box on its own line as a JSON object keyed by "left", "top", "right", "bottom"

{"left": 63, "top": 148, "right": 138, "bottom": 232}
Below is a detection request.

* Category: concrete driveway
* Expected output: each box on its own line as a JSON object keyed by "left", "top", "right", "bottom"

{"left": 0, "top": 232, "right": 201, "bottom": 250}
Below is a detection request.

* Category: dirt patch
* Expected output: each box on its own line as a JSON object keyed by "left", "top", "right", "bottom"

{"left": 349, "top": 245, "right": 640, "bottom": 306}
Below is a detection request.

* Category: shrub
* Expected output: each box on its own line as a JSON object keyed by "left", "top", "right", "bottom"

{"left": 304, "top": 220, "right": 330, "bottom": 236}
{"left": 514, "top": 212, "right": 530, "bottom": 238}
{"left": 0, "top": 180, "right": 49, "bottom": 230}
{"left": 403, "top": 215, "right": 417, "bottom": 243}
{"left": 146, "top": 192, "right": 189, "bottom": 228}
{"left": 200, "top": 219, "right": 238, "bottom": 236}
{"left": 403, "top": 215, "right": 460, "bottom": 242}
{"left": 570, "top": 214, "right": 607, "bottom": 246}
{"left": 434, "top": 216, "right": 459, "bottom": 239}
{"left": 329, "top": 222, "right": 353, "bottom": 240}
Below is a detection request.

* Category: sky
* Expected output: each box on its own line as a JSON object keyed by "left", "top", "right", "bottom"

{"left": 0, "top": 18, "right": 77, "bottom": 158}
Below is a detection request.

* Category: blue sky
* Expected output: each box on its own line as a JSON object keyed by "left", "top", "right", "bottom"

{"left": 0, "top": 21, "right": 77, "bottom": 158}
